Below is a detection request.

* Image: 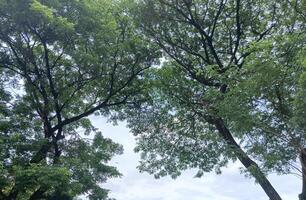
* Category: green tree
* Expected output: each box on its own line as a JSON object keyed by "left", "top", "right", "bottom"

{"left": 122, "top": 0, "right": 305, "bottom": 200}
{"left": 0, "top": 0, "right": 158, "bottom": 199}
{"left": 210, "top": 4, "right": 306, "bottom": 199}
{"left": 217, "top": 27, "right": 306, "bottom": 199}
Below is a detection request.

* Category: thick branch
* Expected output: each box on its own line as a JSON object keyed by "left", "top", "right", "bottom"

{"left": 207, "top": 116, "right": 283, "bottom": 200}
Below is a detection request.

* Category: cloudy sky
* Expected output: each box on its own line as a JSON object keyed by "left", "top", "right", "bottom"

{"left": 90, "top": 116, "right": 300, "bottom": 200}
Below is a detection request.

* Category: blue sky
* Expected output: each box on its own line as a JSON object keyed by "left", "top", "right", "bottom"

{"left": 90, "top": 116, "right": 300, "bottom": 200}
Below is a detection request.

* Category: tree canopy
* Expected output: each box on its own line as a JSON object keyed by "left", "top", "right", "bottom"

{"left": 0, "top": 0, "right": 158, "bottom": 199}
{"left": 0, "top": 0, "right": 305, "bottom": 200}
{"left": 122, "top": 0, "right": 306, "bottom": 200}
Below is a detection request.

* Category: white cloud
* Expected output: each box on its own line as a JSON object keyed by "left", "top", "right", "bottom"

{"left": 90, "top": 116, "right": 300, "bottom": 200}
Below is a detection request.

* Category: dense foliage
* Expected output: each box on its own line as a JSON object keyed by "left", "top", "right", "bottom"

{"left": 0, "top": 0, "right": 305, "bottom": 200}
{"left": 0, "top": 0, "right": 158, "bottom": 199}
{"left": 121, "top": 0, "right": 306, "bottom": 200}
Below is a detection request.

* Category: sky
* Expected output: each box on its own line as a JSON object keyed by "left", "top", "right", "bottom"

{"left": 89, "top": 116, "right": 300, "bottom": 200}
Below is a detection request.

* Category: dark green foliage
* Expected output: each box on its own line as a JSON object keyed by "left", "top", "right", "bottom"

{"left": 0, "top": 0, "right": 158, "bottom": 199}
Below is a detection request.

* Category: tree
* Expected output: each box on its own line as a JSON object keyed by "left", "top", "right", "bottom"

{"left": 216, "top": 20, "right": 306, "bottom": 199}
{"left": 122, "top": 0, "right": 305, "bottom": 200}
{"left": 208, "top": 3, "right": 306, "bottom": 198}
{"left": 0, "top": 0, "right": 158, "bottom": 199}
{"left": 213, "top": 34, "right": 306, "bottom": 198}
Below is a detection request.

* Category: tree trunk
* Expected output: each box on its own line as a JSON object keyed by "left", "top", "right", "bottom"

{"left": 300, "top": 149, "right": 306, "bottom": 200}
{"left": 212, "top": 117, "right": 282, "bottom": 200}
